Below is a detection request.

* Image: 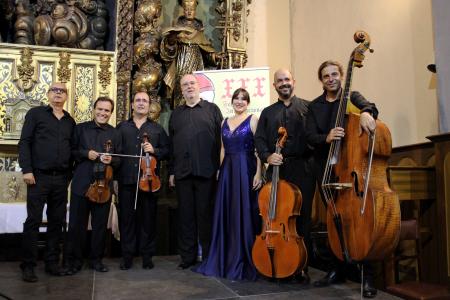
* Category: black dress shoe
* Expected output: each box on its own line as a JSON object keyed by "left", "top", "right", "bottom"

{"left": 21, "top": 265, "right": 38, "bottom": 283}
{"left": 177, "top": 261, "right": 195, "bottom": 270}
{"left": 45, "top": 264, "right": 66, "bottom": 276}
{"left": 90, "top": 262, "right": 109, "bottom": 272}
{"left": 313, "top": 270, "right": 345, "bottom": 287}
{"left": 120, "top": 258, "right": 132, "bottom": 270}
{"left": 362, "top": 277, "right": 377, "bottom": 298}
{"left": 66, "top": 263, "right": 82, "bottom": 275}
{"left": 299, "top": 271, "right": 311, "bottom": 285}
{"left": 142, "top": 258, "right": 154, "bottom": 270}
{"left": 292, "top": 271, "right": 310, "bottom": 285}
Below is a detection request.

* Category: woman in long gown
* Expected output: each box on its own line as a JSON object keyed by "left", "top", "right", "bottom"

{"left": 194, "top": 88, "right": 262, "bottom": 280}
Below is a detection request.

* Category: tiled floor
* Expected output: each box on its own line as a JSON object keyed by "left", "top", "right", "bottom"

{"left": 0, "top": 256, "right": 400, "bottom": 300}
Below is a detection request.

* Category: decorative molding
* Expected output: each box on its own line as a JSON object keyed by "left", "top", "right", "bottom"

{"left": 74, "top": 65, "right": 95, "bottom": 123}
{"left": 57, "top": 51, "right": 71, "bottom": 83}
{"left": 115, "top": 0, "right": 135, "bottom": 122}
{"left": 16, "top": 47, "right": 35, "bottom": 91}
{"left": 215, "top": 0, "right": 251, "bottom": 69}
{"left": 98, "top": 54, "right": 112, "bottom": 93}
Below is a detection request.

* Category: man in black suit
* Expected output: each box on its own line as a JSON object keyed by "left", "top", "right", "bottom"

{"left": 306, "top": 60, "right": 378, "bottom": 298}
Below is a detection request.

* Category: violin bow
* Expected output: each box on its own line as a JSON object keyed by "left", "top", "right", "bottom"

{"left": 134, "top": 144, "right": 144, "bottom": 210}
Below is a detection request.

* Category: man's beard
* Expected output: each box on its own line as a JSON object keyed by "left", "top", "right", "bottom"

{"left": 277, "top": 84, "right": 293, "bottom": 100}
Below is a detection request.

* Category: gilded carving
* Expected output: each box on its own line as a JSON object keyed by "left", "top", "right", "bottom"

{"left": 115, "top": 0, "right": 135, "bottom": 122}
{"left": 0, "top": 61, "right": 14, "bottom": 134}
{"left": 117, "top": 71, "right": 131, "bottom": 84}
{"left": 98, "top": 55, "right": 111, "bottom": 92}
{"left": 57, "top": 51, "right": 71, "bottom": 83}
{"left": 74, "top": 65, "right": 94, "bottom": 123}
{"left": 16, "top": 47, "right": 35, "bottom": 91}
{"left": 0, "top": 44, "right": 115, "bottom": 140}
{"left": 14, "top": 0, "right": 35, "bottom": 44}
{"left": 132, "top": 0, "right": 162, "bottom": 105}
{"left": 0, "top": 59, "right": 52, "bottom": 138}
{"left": 215, "top": 0, "right": 251, "bottom": 69}
{"left": 2, "top": 0, "right": 108, "bottom": 49}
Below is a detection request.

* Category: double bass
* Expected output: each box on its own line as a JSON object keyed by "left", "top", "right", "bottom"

{"left": 321, "top": 31, "right": 400, "bottom": 263}
{"left": 252, "top": 127, "right": 307, "bottom": 279}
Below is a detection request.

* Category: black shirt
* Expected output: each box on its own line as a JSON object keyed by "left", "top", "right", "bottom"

{"left": 169, "top": 99, "right": 223, "bottom": 179}
{"left": 117, "top": 118, "right": 170, "bottom": 185}
{"left": 306, "top": 90, "right": 378, "bottom": 160}
{"left": 18, "top": 105, "right": 76, "bottom": 174}
{"left": 254, "top": 96, "right": 310, "bottom": 163}
{"left": 71, "top": 121, "right": 122, "bottom": 197}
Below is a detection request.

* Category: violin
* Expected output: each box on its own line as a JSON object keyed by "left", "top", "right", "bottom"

{"left": 252, "top": 127, "right": 307, "bottom": 279}
{"left": 86, "top": 140, "right": 114, "bottom": 204}
{"left": 138, "top": 133, "right": 161, "bottom": 192}
{"left": 321, "top": 31, "right": 400, "bottom": 263}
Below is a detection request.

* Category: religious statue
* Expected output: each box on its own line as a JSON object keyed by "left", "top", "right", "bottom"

{"left": 160, "top": 0, "right": 217, "bottom": 107}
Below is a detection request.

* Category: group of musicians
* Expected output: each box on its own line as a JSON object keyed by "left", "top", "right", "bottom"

{"left": 17, "top": 60, "right": 379, "bottom": 298}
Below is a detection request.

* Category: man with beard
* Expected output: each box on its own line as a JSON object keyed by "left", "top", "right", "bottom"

{"left": 116, "top": 91, "right": 170, "bottom": 270}
{"left": 306, "top": 60, "right": 378, "bottom": 298}
{"left": 19, "top": 82, "right": 76, "bottom": 282}
{"left": 254, "top": 68, "right": 314, "bottom": 283}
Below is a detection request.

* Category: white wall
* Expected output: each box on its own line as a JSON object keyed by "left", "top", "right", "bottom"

{"left": 246, "top": 0, "right": 438, "bottom": 147}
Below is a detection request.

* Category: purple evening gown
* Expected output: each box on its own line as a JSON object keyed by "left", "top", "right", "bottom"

{"left": 194, "top": 115, "right": 259, "bottom": 280}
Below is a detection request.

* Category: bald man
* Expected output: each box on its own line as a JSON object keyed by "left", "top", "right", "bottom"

{"left": 254, "top": 68, "right": 315, "bottom": 283}
{"left": 19, "top": 82, "right": 76, "bottom": 282}
{"left": 168, "top": 74, "right": 223, "bottom": 270}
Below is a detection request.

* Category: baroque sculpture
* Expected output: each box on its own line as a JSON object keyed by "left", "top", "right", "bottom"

{"left": 132, "top": 0, "right": 163, "bottom": 103}
{"left": 13, "top": 0, "right": 109, "bottom": 50}
{"left": 160, "top": 0, "right": 217, "bottom": 107}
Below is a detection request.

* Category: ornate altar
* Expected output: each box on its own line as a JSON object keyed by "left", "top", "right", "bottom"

{"left": 0, "top": 0, "right": 251, "bottom": 196}
{"left": 0, "top": 44, "right": 116, "bottom": 140}
{"left": 0, "top": 0, "right": 251, "bottom": 258}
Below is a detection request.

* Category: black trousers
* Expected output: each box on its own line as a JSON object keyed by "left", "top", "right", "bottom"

{"left": 175, "top": 175, "right": 215, "bottom": 264}
{"left": 22, "top": 172, "right": 70, "bottom": 267}
{"left": 266, "top": 157, "right": 316, "bottom": 271}
{"left": 65, "top": 193, "right": 111, "bottom": 266}
{"left": 312, "top": 157, "right": 374, "bottom": 279}
{"left": 118, "top": 184, "right": 157, "bottom": 260}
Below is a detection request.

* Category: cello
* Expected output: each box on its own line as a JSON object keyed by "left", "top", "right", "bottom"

{"left": 252, "top": 127, "right": 307, "bottom": 279}
{"left": 321, "top": 31, "right": 400, "bottom": 263}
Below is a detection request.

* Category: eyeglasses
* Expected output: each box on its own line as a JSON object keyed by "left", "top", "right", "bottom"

{"left": 49, "top": 87, "right": 67, "bottom": 94}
